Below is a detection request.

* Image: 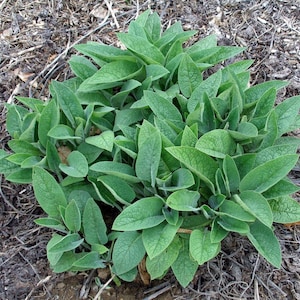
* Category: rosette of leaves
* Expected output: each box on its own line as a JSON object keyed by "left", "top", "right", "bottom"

{"left": 1, "top": 10, "right": 300, "bottom": 286}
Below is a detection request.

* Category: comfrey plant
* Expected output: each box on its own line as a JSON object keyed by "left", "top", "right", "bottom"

{"left": 1, "top": 10, "right": 300, "bottom": 287}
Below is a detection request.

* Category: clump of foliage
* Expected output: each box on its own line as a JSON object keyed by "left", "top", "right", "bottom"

{"left": 1, "top": 10, "right": 300, "bottom": 287}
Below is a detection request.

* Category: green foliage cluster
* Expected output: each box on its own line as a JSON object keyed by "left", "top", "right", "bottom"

{"left": 1, "top": 10, "right": 300, "bottom": 287}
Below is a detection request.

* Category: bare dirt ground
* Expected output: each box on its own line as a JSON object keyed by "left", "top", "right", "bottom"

{"left": 0, "top": 0, "right": 300, "bottom": 299}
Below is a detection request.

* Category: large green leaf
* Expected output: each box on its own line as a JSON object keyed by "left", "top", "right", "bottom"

{"left": 90, "top": 161, "right": 139, "bottom": 183}
{"left": 32, "top": 167, "right": 67, "bottom": 218}
{"left": 247, "top": 221, "right": 281, "bottom": 268}
{"left": 117, "top": 33, "right": 164, "bottom": 64}
{"left": 166, "top": 146, "right": 218, "bottom": 191}
{"left": 269, "top": 196, "right": 300, "bottom": 224}
{"left": 135, "top": 120, "right": 162, "bottom": 187}
{"left": 112, "top": 231, "right": 145, "bottom": 275}
{"left": 166, "top": 189, "right": 200, "bottom": 211}
{"left": 64, "top": 199, "right": 81, "bottom": 233}
{"left": 112, "top": 197, "right": 165, "bottom": 231}
{"left": 59, "top": 151, "right": 88, "bottom": 178}
{"left": 146, "top": 237, "right": 181, "bottom": 280}
{"left": 240, "top": 155, "right": 298, "bottom": 193}
{"left": 142, "top": 219, "right": 182, "bottom": 259}
{"left": 190, "top": 229, "right": 221, "bottom": 265}
{"left": 234, "top": 191, "right": 273, "bottom": 227}
{"left": 178, "top": 54, "right": 202, "bottom": 97}
{"left": 51, "top": 81, "right": 84, "bottom": 128}
{"left": 82, "top": 198, "right": 108, "bottom": 244}
{"left": 171, "top": 239, "right": 198, "bottom": 288}
{"left": 196, "top": 129, "right": 236, "bottom": 158}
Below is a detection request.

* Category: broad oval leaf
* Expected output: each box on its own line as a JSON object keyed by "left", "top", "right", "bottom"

{"left": 166, "top": 146, "right": 218, "bottom": 192}
{"left": 59, "top": 151, "right": 88, "bottom": 178}
{"left": 247, "top": 221, "right": 281, "bottom": 268}
{"left": 90, "top": 161, "right": 139, "bottom": 183}
{"left": 48, "top": 233, "right": 83, "bottom": 253}
{"left": 112, "top": 197, "right": 165, "bottom": 231}
{"left": 32, "top": 167, "right": 67, "bottom": 218}
{"left": 166, "top": 189, "right": 200, "bottom": 211}
{"left": 112, "top": 231, "right": 145, "bottom": 275}
{"left": 171, "top": 240, "right": 198, "bottom": 288}
{"left": 83, "top": 198, "right": 108, "bottom": 245}
{"left": 195, "top": 129, "right": 236, "bottom": 158}
{"left": 85, "top": 131, "right": 114, "bottom": 152}
{"left": 142, "top": 219, "right": 182, "bottom": 259}
{"left": 190, "top": 229, "right": 221, "bottom": 265}
{"left": 64, "top": 199, "right": 81, "bottom": 232}
{"left": 240, "top": 155, "right": 299, "bottom": 193}
{"left": 269, "top": 196, "right": 300, "bottom": 224}
{"left": 234, "top": 191, "right": 273, "bottom": 227}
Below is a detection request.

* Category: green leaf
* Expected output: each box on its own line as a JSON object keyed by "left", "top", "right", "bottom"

{"left": 255, "top": 144, "right": 298, "bottom": 167}
{"left": 51, "top": 81, "right": 84, "bottom": 128}
{"left": 263, "top": 179, "right": 299, "bottom": 199}
{"left": 275, "top": 96, "right": 300, "bottom": 137}
{"left": 90, "top": 161, "right": 139, "bottom": 183}
{"left": 142, "top": 219, "right": 182, "bottom": 259}
{"left": 79, "top": 60, "right": 142, "bottom": 92}
{"left": 245, "top": 80, "right": 288, "bottom": 104}
{"left": 188, "top": 70, "right": 222, "bottom": 112}
{"left": 6, "top": 104, "right": 29, "bottom": 137}
{"left": 83, "top": 198, "right": 108, "bottom": 244}
{"left": 210, "top": 219, "right": 228, "bottom": 243}
{"left": 112, "top": 231, "right": 145, "bottom": 275}
{"left": 48, "top": 233, "right": 83, "bottom": 253}
{"left": 159, "top": 168, "right": 195, "bottom": 191}
{"left": 229, "top": 122, "right": 258, "bottom": 141}
{"left": 171, "top": 239, "right": 198, "bottom": 288}
{"left": 247, "top": 221, "right": 281, "bottom": 268}
{"left": 217, "top": 215, "right": 249, "bottom": 234}
{"left": 144, "top": 12, "right": 161, "bottom": 42}
{"left": 32, "top": 167, "right": 67, "bottom": 218}
{"left": 34, "top": 217, "right": 65, "bottom": 231}
{"left": 143, "top": 91, "right": 183, "bottom": 125}
{"left": 48, "top": 125, "right": 80, "bottom": 140}
{"left": 97, "top": 175, "right": 135, "bottom": 204}
{"left": 69, "top": 55, "right": 97, "bottom": 80}
{"left": 269, "top": 196, "right": 300, "bottom": 224}
{"left": 235, "top": 191, "right": 273, "bottom": 227}
{"left": 166, "top": 190, "right": 200, "bottom": 211}
{"left": 85, "top": 130, "right": 114, "bottom": 151}
{"left": 240, "top": 155, "right": 299, "bottom": 193}
{"left": 7, "top": 140, "right": 40, "bottom": 156}
{"left": 6, "top": 169, "right": 33, "bottom": 183}
{"left": 253, "top": 88, "right": 276, "bottom": 118}
{"left": 220, "top": 200, "right": 255, "bottom": 222}
{"left": 166, "top": 146, "right": 218, "bottom": 192}
{"left": 145, "top": 64, "right": 169, "bottom": 81}
{"left": 135, "top": 120, "right": 162, "bottom": 187}
{"left": 64, "top": 199, "right": 81, "bottom": 232}
{"left": 146, "top": 237, "right": 181, "bottom": 280}
{"left": 117, "top": 33, "right": 164, "bottom": 64}
{"left": 71, "top": 251, "right": 105, "bottom": 270}
{"left": 37, "top": 100, "right": 59, "bottom": 148}
{"left": 195, "top": 129, "right": 236, "bottom": 158}
{"left": 222, "top": 155, "right": 240, "bottom": 193}
{"left": 112, "top": 197, "right": 164, "bottom": 231}
{"left": 181, "top": 125, "right": 198, "bottom": 147}
{"left": 190, "top": 229, "right": 221, "bottom": 265}
{"left": 46, "top": 142, "right": 61, "bottom": 174}
{"left": 59, "top": 151, "right": 88, "bottom": 178}
{"left": 74, "top": 42, "right": 130, "bottom": 66}
{"left": 178, "top": 54, "right": 202, "bottom": 97}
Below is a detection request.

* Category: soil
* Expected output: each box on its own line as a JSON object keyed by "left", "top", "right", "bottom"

{"left": 1, "top": 0, "right": 300, "bottom": 299}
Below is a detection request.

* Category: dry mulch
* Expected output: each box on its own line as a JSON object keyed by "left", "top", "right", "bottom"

{"left": 0, "top": 1, "right": 300, "bottom": 299}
